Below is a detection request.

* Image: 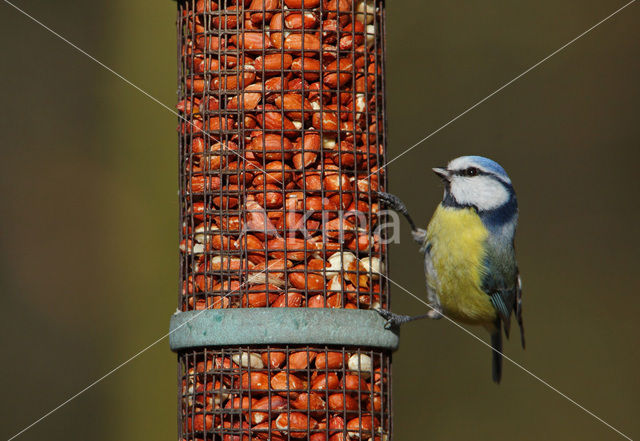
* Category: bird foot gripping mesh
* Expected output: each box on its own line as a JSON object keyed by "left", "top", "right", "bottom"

{"left": 171, "top": 0, "right": 392, "bottom": 439}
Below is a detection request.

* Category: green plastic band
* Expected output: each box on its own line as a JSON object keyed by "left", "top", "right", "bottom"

{"left": 169, "top": 308, "right": 399, "bottom": 351}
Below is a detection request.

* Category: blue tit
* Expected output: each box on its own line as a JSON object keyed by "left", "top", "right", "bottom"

{"left": 377, "top": 155, "right": 525, "bottom": 383}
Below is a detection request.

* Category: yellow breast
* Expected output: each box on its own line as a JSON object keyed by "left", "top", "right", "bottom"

{"left": 426, "top": 205, "right": 496, "bottom": 325}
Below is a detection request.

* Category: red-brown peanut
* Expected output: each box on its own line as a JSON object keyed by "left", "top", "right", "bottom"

{"left": 315, "top": 352, "right": 346, "bottom": 369}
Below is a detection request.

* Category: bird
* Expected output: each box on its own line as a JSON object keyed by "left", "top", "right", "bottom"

{"left": 376, "top": 155, "right": 525, "bottom": 383}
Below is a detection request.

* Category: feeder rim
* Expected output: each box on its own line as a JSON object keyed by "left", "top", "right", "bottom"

{"left": 169, "top": 308, "right": 399, "bottom": 351}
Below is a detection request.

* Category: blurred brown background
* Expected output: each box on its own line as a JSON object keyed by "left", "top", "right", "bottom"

{"left": 1, "top": 0, "right": 638, "bottom": 440}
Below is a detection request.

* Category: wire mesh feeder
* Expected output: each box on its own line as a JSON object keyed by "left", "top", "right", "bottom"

{"left": 180, "top": 347, "right": 390, "bottom": 440}
{"left": 174, "top": 0, "right": 390, "bottom": 439}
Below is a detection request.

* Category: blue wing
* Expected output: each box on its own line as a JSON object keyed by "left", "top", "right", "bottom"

{"left": 481, "top": 242, "right": 524, "bottom": 346}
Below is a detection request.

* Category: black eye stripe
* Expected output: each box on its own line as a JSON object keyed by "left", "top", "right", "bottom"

{"left": 453, "top": 167, "right": 486, "bottom": 177}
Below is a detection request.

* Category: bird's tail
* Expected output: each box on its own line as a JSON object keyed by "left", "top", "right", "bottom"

{"left": 516, "top": 275, "right": 526, "bottom": 349}
{"left": 491, "top": 323, "right": 503, "bottom": 384}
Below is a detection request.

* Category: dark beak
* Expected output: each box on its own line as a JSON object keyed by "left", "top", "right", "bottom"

{"left": 432, "top": 167, "right": 450, "bottom": 181}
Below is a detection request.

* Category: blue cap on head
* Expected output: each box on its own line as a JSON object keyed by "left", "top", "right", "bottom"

{"left": 448, "top": 155, "right": 511, "bottom": 184}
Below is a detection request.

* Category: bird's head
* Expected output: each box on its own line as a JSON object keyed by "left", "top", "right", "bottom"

{"left": 433, "top": 156, "right": 516, "bottom": 212}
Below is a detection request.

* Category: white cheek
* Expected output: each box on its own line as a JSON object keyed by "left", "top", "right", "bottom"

{"left": 450, "top": 176, "right": 509, "bottom": 210}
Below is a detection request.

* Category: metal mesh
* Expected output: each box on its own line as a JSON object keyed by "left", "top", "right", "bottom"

{"left": 180, "top": 347, "right": 390, "bottom": 440}
{"left": 176, "top": 0, "right": 390, "bottom": 438}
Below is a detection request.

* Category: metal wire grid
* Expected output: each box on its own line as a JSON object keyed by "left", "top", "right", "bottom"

{"left": 177, "top": 0, "right": 389, "bottom": 311}
{"left": 179, "top": 346, "right": 391, "bottom": 441}
{"left": 176, "top": 0, "right": 391, "bottom": 439}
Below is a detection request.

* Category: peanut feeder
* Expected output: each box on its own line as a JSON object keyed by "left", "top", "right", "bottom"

{"left": 169, "top": 0, "right": 394, "bottom": 439}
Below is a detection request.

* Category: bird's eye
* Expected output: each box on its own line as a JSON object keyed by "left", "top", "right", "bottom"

{"left": 464, "top": 167, "right": 479, "bottom": 177}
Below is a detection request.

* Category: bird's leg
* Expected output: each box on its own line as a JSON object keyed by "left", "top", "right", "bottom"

{"left": 377, "top": 192, "right": 425, "bottom": 245}
{"left": 375, "top": 308, "right": 435, "bottom": 330}
{"left": 412, "top": 228, "right": 427, "bottom": 245}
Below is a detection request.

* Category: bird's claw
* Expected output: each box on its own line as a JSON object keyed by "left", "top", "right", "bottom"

{"left": 374, "top": 308, "right": 401, "bottom": 330}
{"left": 376, "top": 191, "right": 392, "bottom": 205}
{"left": 376, "top": 191, "right": 402, "bottom": 211}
